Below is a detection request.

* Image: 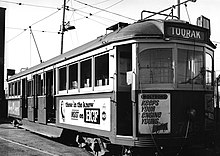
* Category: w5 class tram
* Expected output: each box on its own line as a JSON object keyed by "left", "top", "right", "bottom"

{"left": 6, "top": 19, "right": 216, "bottom": 155}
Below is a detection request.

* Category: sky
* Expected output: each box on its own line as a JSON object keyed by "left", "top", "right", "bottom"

{"left": 1, "top": 0, "right": 220, "bottom": 76}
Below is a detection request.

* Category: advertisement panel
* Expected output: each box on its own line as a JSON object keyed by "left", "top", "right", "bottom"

{"left": 8, "top": 100, "right": 20, "bottom": 116}
{"left": 138, "top": 93, "right": 170, "bottom": 134}
{"left": 59, "top": 98, "right": 111, "bottom": 131}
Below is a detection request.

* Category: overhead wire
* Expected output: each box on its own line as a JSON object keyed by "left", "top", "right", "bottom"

{"left": 67, "top": 0, "right": 125, "bottom": 26}
{"left": 5, "top": 0, "right": 130, "bottom": 43}
{"left": 6, "top": 29, "right": 27, "bottom": 43}
{"left": 77, "top": 0, "right": 112, "bottom": 10}
{"left": 68, "top": 7, "right": 118, "bottom": 23}
{"left": 6, "top": 9, "right": 61, "bottom": 43}
{"left": 74, "top": 12, "right": 108, "bottom": 26}
{"left": 30, "top": 9, "right": 61, "bottom": 27}
{"left": 0, "top": 0, "right": 60, "bottom": 10}
{"left": 73, "top": 0, "right": 136, "bottom": 21}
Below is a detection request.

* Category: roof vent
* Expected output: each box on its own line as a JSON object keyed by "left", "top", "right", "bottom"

{"left": 106, "top": 22, "right": 129, "bottom": 31}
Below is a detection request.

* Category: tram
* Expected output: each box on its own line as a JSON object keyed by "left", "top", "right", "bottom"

{"left": 6, "top": 15, "right": 216, "bottom": 155}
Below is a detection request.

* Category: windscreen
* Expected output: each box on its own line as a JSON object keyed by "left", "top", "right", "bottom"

{"left": 139, "top": 48, "right": 173, "bottom": 85}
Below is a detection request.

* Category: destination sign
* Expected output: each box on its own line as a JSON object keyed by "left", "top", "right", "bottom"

{"left": 165, "top": 22, "right": 207, "bottom": 42}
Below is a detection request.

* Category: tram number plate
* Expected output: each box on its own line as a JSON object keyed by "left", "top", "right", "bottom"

{"left": 84, "top": 109, "right": 100, "bottom": 124}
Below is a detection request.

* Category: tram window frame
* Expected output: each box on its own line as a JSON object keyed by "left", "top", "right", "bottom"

{"left": 8, "top": 83, "right": 12, "bottom": 96}
{"left": 37, "top": 73, "right": 45, "bottom": 96}
{"left": 94, "top": 53, "right": 109, "bottom": 87}
{"left": 58, "top": 66, "right": 67, "bottom": 91}
{"left": 205, "top": 49, "right": 214, "bottom": 87}
{"left": 12, "top": 82, "right": 15, "bottom": 96}
{"left": 68, "top": 63, "right": 78, "bottom": 90}
{"left": 80, "top": 58, "right": 92, "bottom": 89}
{"left": 9, "top": 80, "right": 21, "bottom": 97}
{"left": 17, "top": 80, "right": 21, "bottom": 96}
{"left": 177, "top": 47, "right": 205, "bottom": 87}
{"left": 15, "top": 81, "right": 18, "bottom": 95}
{"left": 27, "top": 79, "right": 32, "bottom": 97}
{"left": 139, "top": 48, "right": 173, "bottom": 85}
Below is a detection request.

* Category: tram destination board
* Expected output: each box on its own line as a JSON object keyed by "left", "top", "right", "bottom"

{"left": 164, "top": 21, "right": 209, "bottom": 42}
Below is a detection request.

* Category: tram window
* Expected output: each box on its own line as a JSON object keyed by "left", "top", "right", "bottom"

{"left": 17, "top": 81, "right": 21, "bottom": 95}
{"left": 69, "top": 63, "right": 78, "bottom": 89}
{"left": 12, "top": 82, "right": 15, "bottom": 96}
{"left": 59, "top": 67, "right": 67, "bottom": 91}
{"left": 139, "top": 48, "right": 173, "bottom": 84}
{"left": 80, "top": 59, "right": 92, "bottom": 88}
{"left": 8, "top": 83, "right": 12, "bottom": 96}
{"left": 95, "top": 53, "right": 109, "bottom": 86}
{"left": 117, "top": 45, "right": 132, "bottom": 87}
{"left": 177, "top": 49, "right": 204, "bottom": 85}
{"left": 27, "top": 80, "right": 32, "bottom": 97}
{"left": 206, "top": 53, "right": 212, "bottom": 85}
{"left": 15, "top": 82, "right": 17, "bottom": 95}
{"left": 37, "top": 74, "right": 44, "bottom": 96}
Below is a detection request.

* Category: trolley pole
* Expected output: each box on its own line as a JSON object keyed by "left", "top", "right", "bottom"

{"left": 60, "top": 0, "right": 66, "bottom": 55}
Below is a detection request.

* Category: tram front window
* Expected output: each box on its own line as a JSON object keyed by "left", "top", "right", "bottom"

{"left": 205, "top": 53, "right": 213, "bottom": 86}
{"left": 139, "top": 48, "right": 173, "bottom": 85}
{"left": 177, "top": 49, "right": 204, "bottom": 85}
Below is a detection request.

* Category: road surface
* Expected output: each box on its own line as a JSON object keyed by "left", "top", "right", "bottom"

{"left": 0, "top": 122, "right": 90, "bottom": 156}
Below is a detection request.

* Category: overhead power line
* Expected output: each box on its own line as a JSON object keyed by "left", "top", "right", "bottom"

{"left": 70, "top": 0, "right": 124, "bottom": 25}
{"left": 76, "top": 0, "right": 112, "bottom": 10}
{"left": 0, "top": 0, "right": 60, "bottom": 10}
{"left": 30, "top": 9, "right": 61, "bottom": 27}
{"left": 6, "top": 27, "right": 59, "bottom": 34}
{"left": 74, "top": 12, "right": 108, "bottom": 26}
{"left": 6, "top": 29, "right": 27, "bottom": 43}
{"left": 6, "top": 9, "right": 61, "bottom": 43}
{"left": 73, "top": 0, "right": 136, "bottom": 21}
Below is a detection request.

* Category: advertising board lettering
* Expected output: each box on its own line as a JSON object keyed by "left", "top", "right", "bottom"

{"left": 71, "top": 109, "right": 79, "bottom": 120}
{"left": 84, "top": 109, "right": 100, "bottom": 124}
{"left": 59, "top": 98, "right": 110, "bottom": 131}
{"left": 138, "top": 93, "right": 170, "bottom": 134}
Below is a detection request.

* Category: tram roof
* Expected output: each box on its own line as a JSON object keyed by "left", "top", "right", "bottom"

{"left": 8, "top": 19, "right": 214, "bottom": 81}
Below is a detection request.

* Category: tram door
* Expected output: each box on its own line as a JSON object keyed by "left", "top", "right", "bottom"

{"left": 33, "top": 75, "right": 38, "bottom": 121}
{"left": 116, "top": 44, "right": 132, "bottom": 136}
{"left": 21, "top": 78, "right": 27, "bottom": 118}
{"left": 46, "top": 70, "right": 55, "bottom": 123}
{"left": 27, "top": 77, "right": 36, "bottom": 122}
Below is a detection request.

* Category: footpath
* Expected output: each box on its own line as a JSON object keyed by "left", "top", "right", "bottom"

{"left": 0, "top": 118, "right": 90, "bottom": 156}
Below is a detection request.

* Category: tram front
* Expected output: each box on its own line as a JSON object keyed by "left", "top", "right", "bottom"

{"left": 129, "top": 19, "right": 216, "bottom": 150}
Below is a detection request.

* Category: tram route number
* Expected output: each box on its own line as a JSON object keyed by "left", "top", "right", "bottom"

{"left": 84, "top": 108, "right": 100, "bottom": 124}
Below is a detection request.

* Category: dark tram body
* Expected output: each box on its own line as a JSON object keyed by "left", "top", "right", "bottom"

{"left": 6, "top": 18, "right": 216, "bottom": 155}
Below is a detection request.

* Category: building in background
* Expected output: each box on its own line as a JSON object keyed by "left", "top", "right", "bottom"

{"left": 0, "top": 7, "right": 6, "bottom": 119}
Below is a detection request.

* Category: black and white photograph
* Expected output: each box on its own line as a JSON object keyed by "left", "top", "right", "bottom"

{"left": 0, "top": 0, "right": 220, "bottom": 155}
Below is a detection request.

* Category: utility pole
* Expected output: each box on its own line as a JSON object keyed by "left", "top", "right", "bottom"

{"left": 177, "top": 0, "right": 181, "bottom": 19}
{"left": 60, "top": 0, "right": 66, "bottom": 55}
